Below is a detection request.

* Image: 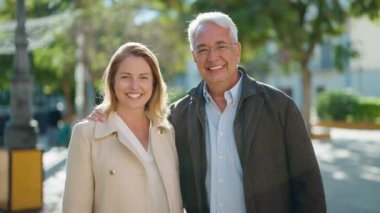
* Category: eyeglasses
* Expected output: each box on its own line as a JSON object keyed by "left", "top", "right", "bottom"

{"left": 194, "top": 42, "right": 237, "bottom": 58}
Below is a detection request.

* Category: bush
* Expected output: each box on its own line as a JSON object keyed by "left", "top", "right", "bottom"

{"left": 316, "top": 90, "right": 380, "bottom": 124}
{"left": 352, "top": 98, "right": 380, "bottom": 123}
{"left": 316, "top": 91, "right": 359, "bottom": 121}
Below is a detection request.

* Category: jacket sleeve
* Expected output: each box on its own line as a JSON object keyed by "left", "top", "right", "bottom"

{"left": 284, "top": 99, "right": 326, "bottom": 213}
{"left": 62, "top": 121, "right": 94, "bottom": 213}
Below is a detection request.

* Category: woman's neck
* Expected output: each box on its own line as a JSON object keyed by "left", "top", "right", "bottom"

{"left": 116, "top": 109, "right": 147, "bottom": 126}
{"left": 116, "top": 108, "right": 150, "bottom": 150}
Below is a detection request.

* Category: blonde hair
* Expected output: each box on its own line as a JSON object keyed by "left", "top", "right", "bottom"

{"left": 97, "top": 42, "right": 168, "bottom": 121}
{"left": 187, "top": 11, "right": 238, "bottom": 51}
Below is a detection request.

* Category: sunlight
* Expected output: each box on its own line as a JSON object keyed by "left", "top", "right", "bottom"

{"left": 332, "top": 170, "right": 348, "bottom": 180}
{"left": 360, "top": 165, "right": 380, "bottom": 182}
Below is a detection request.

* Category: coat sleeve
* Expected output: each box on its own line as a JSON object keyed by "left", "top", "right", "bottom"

{"left": 284, "top": 99, "right": 326, "bottom": 213}
{"left": 62, "top": 121, "right": 94, "bottom": 213}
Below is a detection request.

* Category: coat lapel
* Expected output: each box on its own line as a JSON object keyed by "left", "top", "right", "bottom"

{"left": 236, "top": 95, "right": 263, "bottom": 169}
{"left": 234, "top": 70, "right": 264, "bottom": 170}
{"left": 94, "top": 112, "right": 144, "bottom": 163}
{"left": 149, "top": 119, "right": 177, "bottom": 208}
{"left": 149, "top": 117, "right": 173, "bottom": 177}
{"left": 188, "top": 84, "right": 209, "bottom": 207}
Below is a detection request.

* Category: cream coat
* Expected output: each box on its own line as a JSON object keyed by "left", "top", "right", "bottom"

{"left": 62, "top": 113, "right": 182, "bottom": 213}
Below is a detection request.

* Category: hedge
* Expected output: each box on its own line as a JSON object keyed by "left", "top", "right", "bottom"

{"left": 316, "top": 90, "right": 380, "bottom": 124}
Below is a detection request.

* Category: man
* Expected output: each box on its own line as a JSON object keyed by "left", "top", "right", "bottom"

{"left": 168, "top": 12, "right": 326, "bottom": 213}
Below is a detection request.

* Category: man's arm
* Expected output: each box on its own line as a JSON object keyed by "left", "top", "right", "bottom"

{"left": 284, "top": 99, "right": 326, "bottom": 212}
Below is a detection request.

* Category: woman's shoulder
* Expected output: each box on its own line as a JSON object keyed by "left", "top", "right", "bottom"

{"left": 72, "top": 119, "right": 96, "bottom": 129}
{"left": 70, "top": 119, "right": 97, "bottom": 137}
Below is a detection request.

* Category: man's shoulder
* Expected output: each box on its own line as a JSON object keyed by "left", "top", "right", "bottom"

{"left": 255, "top": 80, "right": 291, "bottom": 99}
{"left": 240, "top": 69, "right": 290, "bottom": 100}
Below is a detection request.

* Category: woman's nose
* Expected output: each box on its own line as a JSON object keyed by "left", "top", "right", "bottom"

{"left": 129, "top": 79, "right": 140, "bottom": 89}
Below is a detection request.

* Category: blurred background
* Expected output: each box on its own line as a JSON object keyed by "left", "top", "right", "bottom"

{"left": 0, "top": 0, "right": 379, "bottom": 212}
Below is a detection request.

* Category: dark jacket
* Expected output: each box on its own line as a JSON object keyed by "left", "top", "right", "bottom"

{"left": 169, "top": 67, "right": 326, "bottom": 213}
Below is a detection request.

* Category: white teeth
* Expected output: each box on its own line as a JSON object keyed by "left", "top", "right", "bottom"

{"left": 127, "top": 93, "right": 142, "bottom": 99}
{"left": 209, "top": 65, "right": 223, "bottom": 70}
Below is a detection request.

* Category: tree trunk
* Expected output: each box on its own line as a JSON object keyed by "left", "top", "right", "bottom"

{"left": 301, "top": 62, "right": 312, "bottom": 134}
{"left": 62, "top": 81, "right": 75, "bottom": 122}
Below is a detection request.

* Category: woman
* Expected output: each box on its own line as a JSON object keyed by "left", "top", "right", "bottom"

{"left": 62, "top": 42, "right": 182, "bottom": 213}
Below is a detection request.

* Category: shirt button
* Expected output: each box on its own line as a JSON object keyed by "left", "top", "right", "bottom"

{"left": 218, "top": 179, "right": 223, "bottom": 183}
{"left": 219, "top": 203, "right": 224, "bottom": 207}
{"left": 109, "top": 169, "right": 116, "bottom": 175}
{"left": 220, "top": 132, "right": 224, "bottom": 136}
{"left": 219, "top": 155, "right": 223, "bottom": 159}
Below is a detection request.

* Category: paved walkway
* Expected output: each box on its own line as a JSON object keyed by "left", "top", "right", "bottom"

{"left": 313, "top": 128, "right": 380, "bottom": 213}
{"left": 41, "top": 146, "right": 67, "bottom": 213}
{"left": 4, "top": 128, "right": 379, "bottom": 212}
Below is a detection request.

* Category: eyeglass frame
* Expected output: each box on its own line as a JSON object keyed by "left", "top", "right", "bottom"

{"left": 193, "top": 42, "right": 239, "bottom": 58}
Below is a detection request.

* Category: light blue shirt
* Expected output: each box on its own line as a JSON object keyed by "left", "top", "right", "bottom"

{"left": 203, "top": 75, "right": 246, "bottom": 213}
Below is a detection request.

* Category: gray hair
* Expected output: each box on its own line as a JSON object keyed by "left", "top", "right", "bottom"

{"left": 187, "top": 12, "right": 238, "bottom": 51}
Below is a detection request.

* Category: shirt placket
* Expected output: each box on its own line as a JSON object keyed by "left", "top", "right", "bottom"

{"left": 215, "top": 97, "right": 232, "bottom": 212}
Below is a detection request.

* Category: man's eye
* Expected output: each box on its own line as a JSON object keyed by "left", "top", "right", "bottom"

{"left": 217, "top": 45, "right": 228, "bottom": 51}
{"left": 197, "top": 48, "right": 208, "bottom": 54}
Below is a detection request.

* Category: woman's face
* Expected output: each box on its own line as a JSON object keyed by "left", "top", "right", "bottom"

{"left": 114, "top": 56, "right": 154, "bottom": 113}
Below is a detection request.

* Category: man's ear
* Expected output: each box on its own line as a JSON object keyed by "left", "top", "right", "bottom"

{"left": 192, "top": 51, "right": 197, "bottom": 63}
{"left": 236, "top": 42, "right": 241, "bottom": 62}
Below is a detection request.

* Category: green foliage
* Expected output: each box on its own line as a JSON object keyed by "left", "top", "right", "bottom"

{"left": 353, "top": 98, "right": 380, "bottom": 123}
{"left": 0, "top": 0, "right": 73, "bottom": 20}
{"left": 33, "top": 32, "right": 76, "bottom": 86}
{"left": 0, "top": 54, "right": 13, "bottom": 90}
{"left": 317, "top": 90, "right": 359, "bottom": 121}
{"left": 334, "top": 43, "right": 359, "bottom": 72}
{"left": 350, "top": 0, "right": 380, "bottom": 19}
{"left": 316, "top": 90, "right": 380, "bottom": 124}
{"left": 168, "top": 87, "right": 187, "bottom": 104}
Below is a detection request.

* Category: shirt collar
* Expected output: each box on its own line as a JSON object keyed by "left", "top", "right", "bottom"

{"left": 202, "top": 70, "right": 243, "bottom": 105}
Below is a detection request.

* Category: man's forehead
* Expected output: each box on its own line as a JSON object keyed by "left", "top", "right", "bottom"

{"left": 194, "top": 24, "right": 231, "bottom": 44}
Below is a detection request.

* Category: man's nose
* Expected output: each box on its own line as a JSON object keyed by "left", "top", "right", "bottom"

{"left": 206, "top": 47, "right": 218, "bottom": 61}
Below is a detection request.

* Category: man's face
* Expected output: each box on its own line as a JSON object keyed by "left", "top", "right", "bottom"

{"left": 192, "top": 22, "right": 241, "bottom": 90}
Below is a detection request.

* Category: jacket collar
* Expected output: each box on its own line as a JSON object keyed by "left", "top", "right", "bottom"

{"left": 188, "top": 66, "right": 260, "bottom": 102}
{"left": 94, "top": 113, "right": 117, "bottom": 139}
{"left": 94, "top": 111, "right": 171, "bottom": 139}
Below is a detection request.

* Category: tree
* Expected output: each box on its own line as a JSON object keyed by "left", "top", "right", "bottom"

{"left": 1, "top": 0, "right": 189, "bottom": 120}
{"left": 189, "top": 0, "right": 380, "bottom": 132}
{"left": 0, "top": 0, "right": 77, "bottom": 121}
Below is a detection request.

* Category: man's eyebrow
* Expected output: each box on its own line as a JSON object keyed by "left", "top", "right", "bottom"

{"left": 195, "top": 44, "right": 207, "bottom": 49}
{"left": 195, "top": 41, "right": 229, "bottom": 48}
{"left": 216, "top": 41, "right": 229, "bottom": 45}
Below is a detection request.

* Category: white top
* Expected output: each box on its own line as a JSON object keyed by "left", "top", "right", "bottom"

{"left": 113, "top": 112, "right": 170, "bottom": 213}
